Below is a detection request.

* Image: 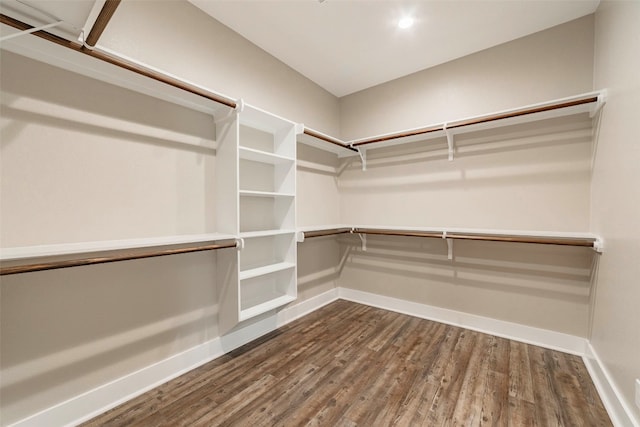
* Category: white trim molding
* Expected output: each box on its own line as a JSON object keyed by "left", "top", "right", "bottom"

{"left": 583, "top": 343, "right": 640, "bottom": 427}
{"left": 338, "top": 287, "right": 588, "bottom": 355}
{"left": 7, "top": 288, "right": 339, "bottom": 427}
{"left": 10, "top": 288, "right": 636, "bottom": 427}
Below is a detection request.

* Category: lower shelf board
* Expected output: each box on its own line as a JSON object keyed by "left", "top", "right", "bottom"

{"left": 239, "top": 294, "right": 296, "bottom": 321}
{"left": 239, "top": 262, "right": 295, "bottom": 280}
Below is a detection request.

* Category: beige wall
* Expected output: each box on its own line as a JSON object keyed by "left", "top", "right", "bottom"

{"left": 100, "top": 0, "right": 340, "bottom": 137}
{"left": 336, "top": 16, "right": 597, "bottom": 335}
{"left": 591, "top": 1, "right": 640, "bottom": 423}
{"left": 0, "top": 1, "right": 342, "bottom": 423}
{"left": 339, "top": 15, "right": 595, "bottom": 140}
{"left": 3, "top": 4, "right": 633, "bottom": 424}
{"left": 0, "top": 52, "right": 217, "bottom": 246}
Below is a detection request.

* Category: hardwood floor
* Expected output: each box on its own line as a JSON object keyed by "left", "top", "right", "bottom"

{"left": 83, "top": 300, "right": 611, "bottom": 426}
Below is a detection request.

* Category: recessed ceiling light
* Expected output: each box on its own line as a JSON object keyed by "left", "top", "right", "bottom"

{"left": 398, "top": 16, "right": 414, "bottom": 29}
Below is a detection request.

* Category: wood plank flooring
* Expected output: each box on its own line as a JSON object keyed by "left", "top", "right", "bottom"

{"left": 83, "top": 300, "right": 611, "bottom": 426}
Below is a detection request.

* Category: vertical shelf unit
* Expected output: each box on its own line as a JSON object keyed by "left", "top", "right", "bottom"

{"left": 217, "top": 104, "right": 300, "bottom": 334}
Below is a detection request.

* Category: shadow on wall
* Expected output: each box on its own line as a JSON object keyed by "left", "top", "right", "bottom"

{"left": 0, "top": 250, "right": 219, "bottom": 424}
{"left": 296, "top": 236, "right": 342, "bottom": 296}
{"left": 338, "top": 113, "right": 593, "bottom": 186}
{"left": 0, "top": 51, "right": 216, "bottom": 151}
{"left": 338, "top": 233, "right": 595, "bottom": 305}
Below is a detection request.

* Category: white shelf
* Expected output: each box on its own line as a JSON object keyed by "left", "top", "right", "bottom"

{"left": 239, "top": 229, "right": 297, "bottom": 239}
{"left": 239, "top": 146, "right": 295, "bottom": 164}
{"left": 239, "top": 294, "right": 296, "bottom": 321}
{"left": 239, "top": 262, "right": 296, "bottom": 281}
{"left": 239, "top": 190, "right": 295, "bottom": 198}
{"left": 0, "top": 27, "right": 233, "bottom": 117}
{"left": 0, "top": 233, "right": 237, "bottom": 261}
{"left": 299, "top": 91, "right": 605, "bottom": 157}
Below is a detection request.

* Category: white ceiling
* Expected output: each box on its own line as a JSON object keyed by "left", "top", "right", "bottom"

{"left": 190, "top": 0, "right": 599, "bottom": 97}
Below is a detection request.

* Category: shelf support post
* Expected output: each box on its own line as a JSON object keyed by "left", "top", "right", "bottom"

{"left": 444, "top": 123, "right": 455, "bottom": 161}
{"left": 355, "top": 146, "right": 367, "bottom": 171}
{"left": 443, "top": 231, "right": 453, "bottom": 260}
{"left": 358, "top": 233, "right": 367, "bottom": 251}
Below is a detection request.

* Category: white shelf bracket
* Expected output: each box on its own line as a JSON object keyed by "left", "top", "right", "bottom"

{"left": 442, "top": 231, "right": 453, "bottom": 260}
{"left": 235, "top": 238, "right": 245, "bottom": 250}
{"left": 295, "top": 123, "right": 305, "bottom": 135}
{"left": 0, "top": 20, "right": 65, "bottom": 42}
{"left": 355, "top": 147, "right": 367, "bottom": 171}
{"left": 590, "top": 90, "right": 607, "bottom": 118}
{"left": 358, "top": 233, "right": 367, "bottom": 251}
{"left": 444, "top": 123, "right": 455, "bottom": 161}
{"left": 296, "top": 231, "right": 305, "bottom": 243}
{"left": 214, "top": 98, "right": 244, "bottom": 125}
{"left": 593, "top": 238, "right": 604, "bottom": 253}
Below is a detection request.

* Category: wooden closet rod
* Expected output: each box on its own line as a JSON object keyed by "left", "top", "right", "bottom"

{"left": 351, "top": 125, "right": 444, "bottom": 147}
{"left": 303, "top": 129, "right": 358, "bottom": 152}
{"left": 353, "top": 228, "right": 442, "bottom": 239}
{"left": 447, "top": 96, "right": 599, "bottom": 129}
{"left": 0, "top": 240, "right": 237, "bottom": 276}
{"left": 83, "top": 0, "right": 121, "bottom": 48}
{"left": 349, "top": 95, "right": 599, "bottom": 148}
{"left": 0, "top": 14, "right": 238, "bottom": 109}
{"left": 303, "top": 228, "right": 353, "bottom": 238}
{"left": 352, "top": 228, "right": 597, "bottom": 248}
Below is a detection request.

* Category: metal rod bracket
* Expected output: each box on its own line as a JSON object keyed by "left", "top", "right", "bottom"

{"left": 214, "top": 98, "right": 244, "bottom": 125}
{"left": 593, "top": 238, "right": 604, "bottom": 253}
{"left": 296, "top": 231, "right": 305, "bottom": 243}
{"left": 235, "top": 238, "right": 245, "bottom": 250}
{"left": 444, "top": 123, "right": 454, "bottom": 161}
{"left": 442, "top": 231, "right": 453, "bottom": 260}
{"left": 358, "top": 233, "right": 367, "bottom": 251}
{"left": 356, "top": 147, "right": 367, "bottom": 171}
{"left": 0, "top": 20, "right": 64, "bottom": 42}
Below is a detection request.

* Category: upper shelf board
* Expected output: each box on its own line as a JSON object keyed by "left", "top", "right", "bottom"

{"left": 239, "top": 147, "right": 295, "bottom": 164}
{"left": 298, "top": 91, "right": 605, "bottom": 157}
{"left": 240, "top": 103, "right": 300, "bottom": 135}
{"left": 0, "top": 233, "right": 237, "bottom": 261}
{"left": 0, "top": 21, "right": 234, "bottom": 117}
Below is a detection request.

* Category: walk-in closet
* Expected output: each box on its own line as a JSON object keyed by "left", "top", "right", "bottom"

{"left": 1, "top": 1, "right": 638, "bottom": 426}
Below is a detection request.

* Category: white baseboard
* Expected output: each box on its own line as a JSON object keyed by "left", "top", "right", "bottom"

{"left": 338, "top": 287, "right": 588, "bottom": 355}
{"left": 583, "top": 343, "right": 639, "bottom": 427}
{"left": 8, "top": 288, "right": 339, "bottom": 427}
{"left": 278, "top": 288, "right": 340, "bottom": 325}
{"left": 10, "top": 287, "right": 633, "bottom": 427}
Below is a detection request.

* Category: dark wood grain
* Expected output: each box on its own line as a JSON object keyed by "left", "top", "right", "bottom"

{"left": 303, "top": 128, "right": 358, "bottom": 152}
{"left": 0, "top": 241, "right": 237, "bottom": 276}
{"left": 303, "top": 228, "right": 353, "bottom": 239}
{"left": 448, "top": 97, "right": 599, "bottom": 129}
{"left": 0, "top": 14, "right": 237, "bottom": 109}
{"left": 82, "top": 301, "right": 611, "bottom": 426}
{"left": 84, "top": 0, "right": 121, "bottom": 48}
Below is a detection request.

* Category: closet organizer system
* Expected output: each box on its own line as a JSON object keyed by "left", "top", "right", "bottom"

{"left": 0, "top": 12, "right": 605, "bottom": 333}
